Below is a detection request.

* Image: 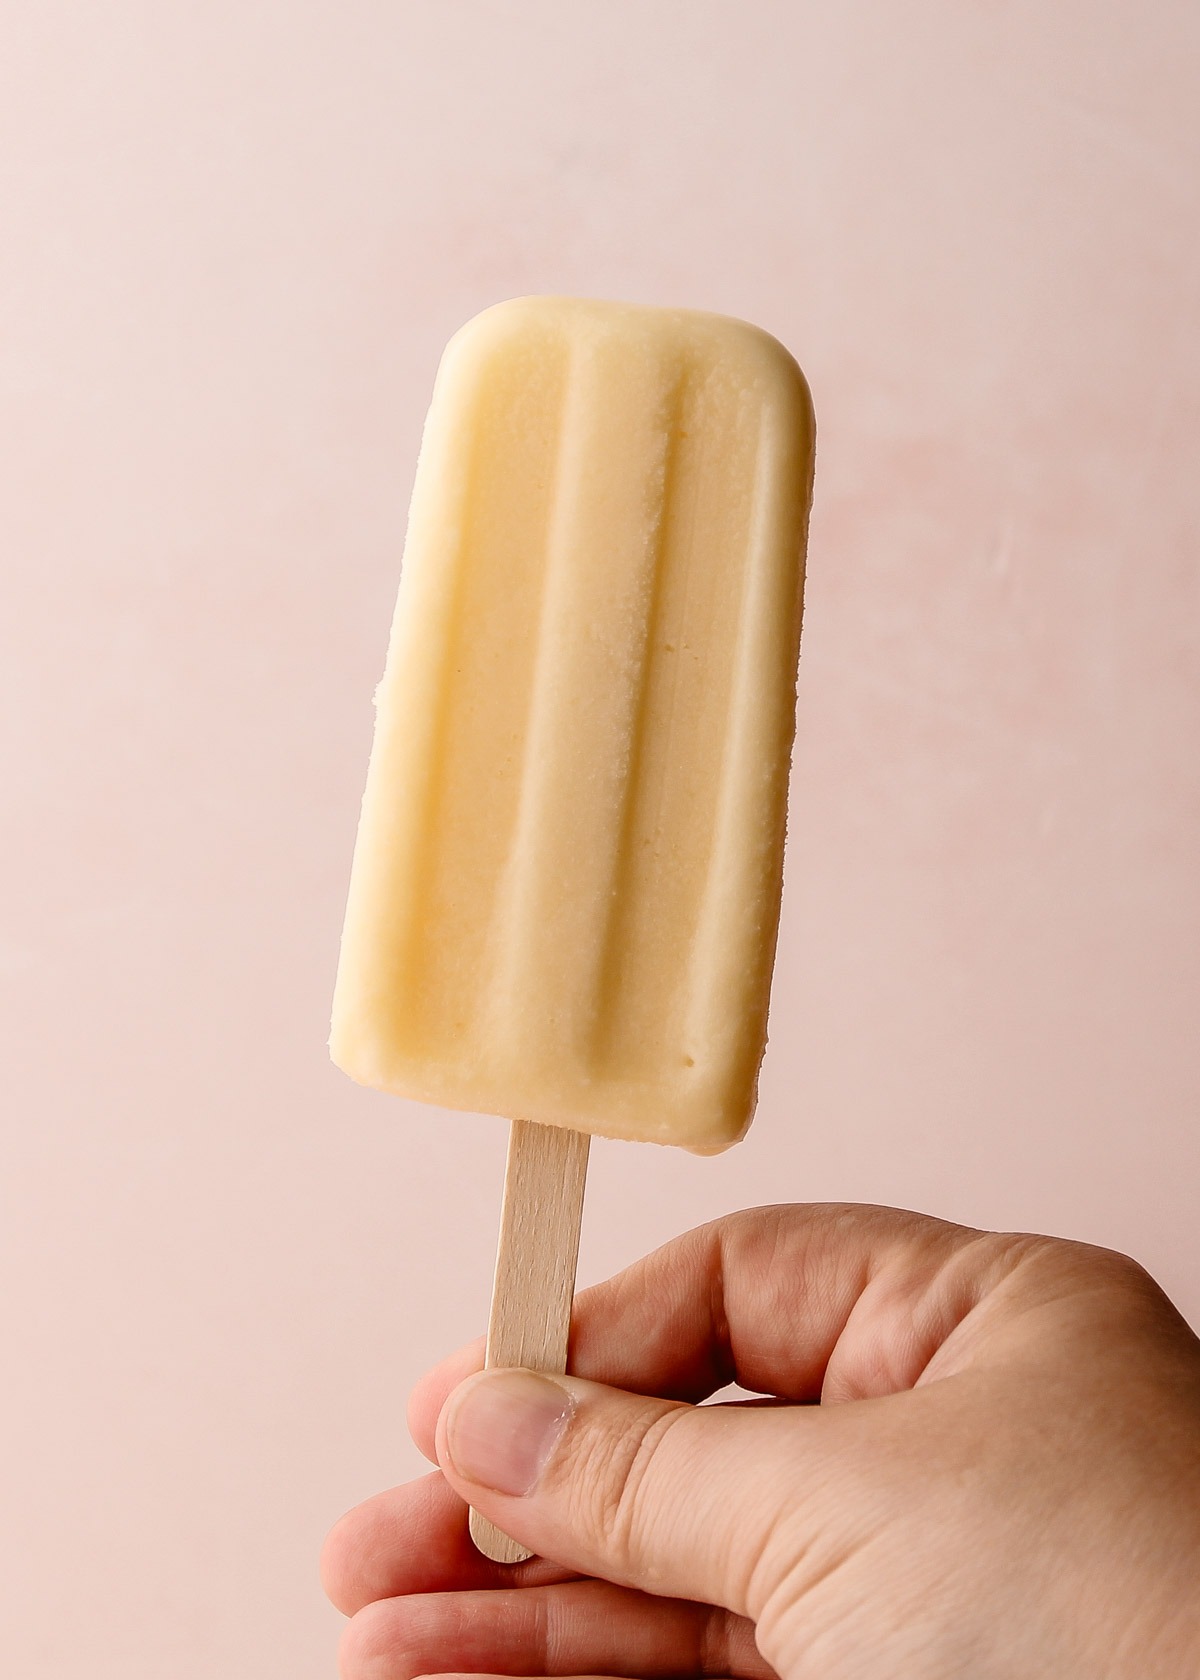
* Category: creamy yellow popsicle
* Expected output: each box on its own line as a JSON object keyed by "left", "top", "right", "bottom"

{"left": 331, "top": 297, "right": 813, "bottom": 1154}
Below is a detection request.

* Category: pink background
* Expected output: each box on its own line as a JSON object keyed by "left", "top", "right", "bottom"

{"left": 4, "top": 3, "right": 1198, "bottom": 1676}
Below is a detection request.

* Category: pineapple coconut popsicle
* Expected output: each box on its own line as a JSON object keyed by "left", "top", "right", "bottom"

{"left": 331, "top": 297, "right": 814, "bottom": 1562}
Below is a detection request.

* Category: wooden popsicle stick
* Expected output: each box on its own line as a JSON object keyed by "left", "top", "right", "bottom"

{"left": 469, "top": 1117, "right": 591, "bottom": 1564}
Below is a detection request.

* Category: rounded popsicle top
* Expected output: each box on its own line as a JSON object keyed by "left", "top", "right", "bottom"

{"left": 437, "top": 294, "right": 813, "bottom": 438}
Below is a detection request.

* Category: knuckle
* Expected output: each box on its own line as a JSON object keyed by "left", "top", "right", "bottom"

{"left": 320, "top": 1509, "right": 372, "bottom": 1617}
{"left": 337, "top": 1596, "right": 448, "bottom": 1680}
{"left": 1015, "top": 1231, "right": 1154, "bottom": 1298}
{"left": 567, "top": 1401, "right": 692, "bottom": 1575}
{"left": 337, "top": 1598, "right": 398, "bottom": 1678}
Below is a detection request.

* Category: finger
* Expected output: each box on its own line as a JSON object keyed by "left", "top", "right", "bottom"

{"left": 321, "top": 1471, "right": 576, "bottom": 1615}
{"left": 408, "top": 1339, "right": 485, "bottom": 1460}
{"left": 436, "top": 1368, "right": 853, "bottom": 1623}
{"left": 413, "top": 1202, "right": 1022, "bottom": 1461}
{"left": 338, "top": 1577, "right": 773, "bottom": 1680}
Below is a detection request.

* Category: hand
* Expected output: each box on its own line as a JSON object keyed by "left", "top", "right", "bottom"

{"left": 322, "top": 1203, "right": 1200, "bottom": 1678}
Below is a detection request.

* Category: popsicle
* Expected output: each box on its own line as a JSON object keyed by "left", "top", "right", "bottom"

{"left": 331, "top": 296, "right": 814, "bottom": 1559}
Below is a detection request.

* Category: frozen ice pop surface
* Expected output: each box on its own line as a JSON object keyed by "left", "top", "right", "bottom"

{"left": 331, "top": 297, "right": 814, "bottom": 1153}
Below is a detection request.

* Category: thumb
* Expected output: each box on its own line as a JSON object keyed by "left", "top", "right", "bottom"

{"left": 435, "top": 1366, "right": 837, "bottom": 1618}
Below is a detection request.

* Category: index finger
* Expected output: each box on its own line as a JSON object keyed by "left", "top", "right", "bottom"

{"left": 410, "top": 1201, "right": 1027, "bottom": 1460}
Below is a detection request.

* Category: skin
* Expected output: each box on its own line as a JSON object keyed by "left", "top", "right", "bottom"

{"left": 322, "top": 1203, "right": 1200, "bottom": 1679}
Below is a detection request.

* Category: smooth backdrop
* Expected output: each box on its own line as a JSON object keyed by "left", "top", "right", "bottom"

{"left": 3, "top": 3, "right": 1198, "bottom": 1676}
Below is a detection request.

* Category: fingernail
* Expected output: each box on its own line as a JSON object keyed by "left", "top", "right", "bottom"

{"left": 443, "top": 1369, "right": 574, "bottom": 1496}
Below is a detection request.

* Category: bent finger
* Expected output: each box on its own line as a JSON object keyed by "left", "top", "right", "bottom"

{"left": 322, "top": 1471, "right": 575, "bottom": 1615}
{"left": 412, "top": 1201, "right": 1020, "bottom": 1463}
{"left": 339, "top": 1578, "right": 772, "bottom": 1680}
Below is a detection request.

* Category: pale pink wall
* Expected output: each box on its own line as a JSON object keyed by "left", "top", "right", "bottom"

{"left": 3, "top": 3, "right": 1197, "bottom": 1675}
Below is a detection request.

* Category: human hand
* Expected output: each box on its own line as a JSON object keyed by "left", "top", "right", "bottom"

{"left": 323, "top": 1203, "right": 1200, "bottom": 1678}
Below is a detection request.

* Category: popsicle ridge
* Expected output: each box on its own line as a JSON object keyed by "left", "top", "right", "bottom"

{"left": 585, "top": 362, "right": 688, "bottom": 1071}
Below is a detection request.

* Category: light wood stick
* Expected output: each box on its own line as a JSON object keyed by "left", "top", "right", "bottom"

{"left": 469, "top": 1117, "right": 591, "bottom": 1564}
